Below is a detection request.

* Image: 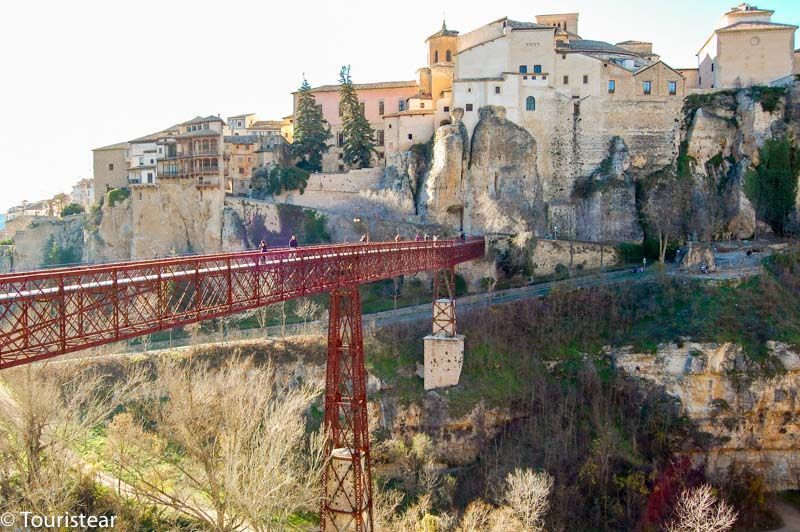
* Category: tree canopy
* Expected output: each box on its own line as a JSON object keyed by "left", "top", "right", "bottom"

{"left": 291, "top": 77, "right": 332, "bottom": 173}
{"left": 338, "top": 65, "right": 375, "bottom": 169}
{"left": 252, "top": 165, "right": 310, "bottom": 199}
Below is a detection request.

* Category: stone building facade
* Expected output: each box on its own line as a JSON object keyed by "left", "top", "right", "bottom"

{"left": 92, "top": 141, "right": 129, "bottom": 195}
{"left": 696, "top": 3, "right": 797, "bottom": 89}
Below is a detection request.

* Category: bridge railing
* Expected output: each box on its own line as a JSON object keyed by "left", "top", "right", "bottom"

{"left": 0, "top": 238, "right": 484, "bottom": 368}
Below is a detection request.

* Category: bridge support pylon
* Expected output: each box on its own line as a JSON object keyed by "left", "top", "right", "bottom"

{"left": 321, "top": 285, "right": 374, "bottom": 532}
{"left": 424, "top": 267, "right": 465, "bottom": 390}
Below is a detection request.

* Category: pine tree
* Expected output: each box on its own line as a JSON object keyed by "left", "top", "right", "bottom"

{"left": 291, "top": 77, "right": 332, "bottom": 172}
{"left": 338, "top": 65, "right": 375, "bottom": 169}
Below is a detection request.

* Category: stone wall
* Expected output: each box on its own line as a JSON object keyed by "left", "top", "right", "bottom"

{"left": 614, "top": 341, "right": 800, "bottom": 490}
{"left": 531, "top": 239, "right": 620, "bottom": 276}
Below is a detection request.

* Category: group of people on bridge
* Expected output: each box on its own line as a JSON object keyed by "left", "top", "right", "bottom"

{"left": 257, "top": 231, "right": 468, "bottom": 253}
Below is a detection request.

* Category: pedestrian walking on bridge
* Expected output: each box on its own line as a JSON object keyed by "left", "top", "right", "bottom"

{"left": 289, "top": 234, "right": 298, "bottom": 249}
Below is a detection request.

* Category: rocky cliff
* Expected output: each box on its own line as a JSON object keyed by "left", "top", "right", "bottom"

{"left": 614, "top": 340, "right": 800, "bottom": 490}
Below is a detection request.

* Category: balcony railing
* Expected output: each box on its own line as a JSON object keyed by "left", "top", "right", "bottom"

{"left": 159, "top": 167, "right": 220, "bottom": 178}
{"left": 164, "top": 150, "right": 219, "bottom": 159}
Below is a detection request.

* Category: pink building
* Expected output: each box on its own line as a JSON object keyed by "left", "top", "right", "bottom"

{"left": 293, "top": 81, "right": 420, "bottom": 172}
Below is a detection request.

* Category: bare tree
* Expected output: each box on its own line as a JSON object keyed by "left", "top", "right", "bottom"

{"left": 459, "top": 499, "right": 494, "bottom": 531}
{"left": 294, "top": 297, "right": 321, "bottom": 334}
{"left": 0, "top": 362, "right": 145, "bottom": 515}
{"left": 643, "top": 175, "right": 690, "bottom": 263}
{"left": 666, "top": 484, "right": 737, "bottom": 532}
{"left": 106, "top": 356, "right": 323, "bottom": 531}
{"left": 503, "top": 468, "right": 554, "bottom": 531}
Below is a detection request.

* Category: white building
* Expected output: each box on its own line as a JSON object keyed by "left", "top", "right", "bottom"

{"left": 70, "top": 178, "right": 95, "bottom": 209}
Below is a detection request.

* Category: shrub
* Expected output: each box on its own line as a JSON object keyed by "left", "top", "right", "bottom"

{"left": 252, "top": 165, "right": 310, "bottom": 198}
{"left": 744, "top": 138, "right": 799, "bottom": 235}
{"left": 750, "top": 85, "right": 786, "bottom": 113}
{"left": 106, "top": 187, "right": 130, "bottom": 207}
{"left": 60, "top": 203, "right": 85, "bottom": 217}
{"left": 0, "top": 239, "right": 12, "bottom": 246}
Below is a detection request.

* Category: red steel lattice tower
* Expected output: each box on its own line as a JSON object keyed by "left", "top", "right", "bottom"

{"left": 321, "top": 285, "right": 374, "bottom": 531}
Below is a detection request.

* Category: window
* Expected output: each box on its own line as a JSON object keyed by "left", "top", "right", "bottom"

{"left": 150, "top": 159, "right": 154, "bottom": 164}
{"left": 495, "top": 86, "right": 501, "bottom": 94}
{"left": 434, "top": 50, "right": 439, "bottom": 63}
{"left": 583, "top": 75, "right": 588, "bottom": 84}
{"left": 563, "top": 75, "right": 569, "bottom": 85}
{"left": 542, "top": 75, "right": 547, "bottom": 80}
{"left": 139, "top": 157, "right": 144, "bottom": 165}
{"left": 146, "top": 172, "right": 153, "bottom": 182}
{"left": 338, "top": 103, "right": 344, "bottom": 117}
{"left": 608, "top": 80, "right": 616, "bottom": 94}
{"left": 444, "top": 106, "right": 450, "bottom": 112}
{"left": 337, "top": 132, "right": 344, "bottom": 147}
{"left": 446, "top": 50, "right": 452, "bottom": 62}
{"left": 408, "top": 133, "right": 413, "bottom": 140}
{"left": 519, "top": 65, "right": 528, "bottom": 74}
{"left": 533, "top": 65, "right": 542, "bottom": 74}
{"left": 399, "top": 99, "right": 406, "bottom": 112}
{"left": 668, "top": 81, "right": 677, "bottom": 96}
{"left": 338, "top": 164, "right": 344, "bottom": 172}
{"left": 562, "top": 54, "right": 567, "bottom": 59}
{"left": 526, "top": 96, "right": 536, "bottom": 111}
{"left": 377, "top": 130, "right": 384, "bottom": 146}
{"left": 378, "top": 100, "right": 385, "bottom": 115}
{"left": 465, "top": 103, "right": 473, "bottom": 111}
{"left": 239, "top": 168, "right": 244, "bottom": 174}
{"left": 643, "top": 81, "right": 652, "bottom": 95}
{"left": 359, "top": 102, "right": 365, "bottom": 114}
{"left": 420, "top": 102, "right": 425, "bottom": 108}
{"left": 711, "top": 63, "right": 714, "bottom": 72}
{"left": 108, "top": 163, "right": 114, "bottom": 171}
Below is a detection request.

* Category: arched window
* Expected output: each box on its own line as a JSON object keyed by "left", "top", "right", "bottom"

{"left": 526, "top": 96, "right": 536, "bottom": 111}
{"left": 445, "top": 50, "right": 452, "bottom": 62}
{"left": 434, "top": 50, "right": 439, "bottom": 63}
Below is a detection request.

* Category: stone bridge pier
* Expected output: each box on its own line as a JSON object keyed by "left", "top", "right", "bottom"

{"left": 423, "top": 267, "right": 465, "bottom": 390}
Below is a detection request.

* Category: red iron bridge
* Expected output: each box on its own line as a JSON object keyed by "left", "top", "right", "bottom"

{"left": 0, "top": 237, "right": 485, "bottom": 531}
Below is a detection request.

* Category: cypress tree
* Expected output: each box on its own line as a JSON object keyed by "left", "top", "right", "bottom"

{"left": 338, "top": 65, "right": 375, "bottom": 169}
{"left": 291, "top": 77, "right": 332, "bottom": 172}
{"left": 744, "top": 139, "right": 799, "bottom": 235}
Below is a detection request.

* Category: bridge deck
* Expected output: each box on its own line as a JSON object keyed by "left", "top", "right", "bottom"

{"left": 0, "top": 239, "right": 484, "bottom": 369}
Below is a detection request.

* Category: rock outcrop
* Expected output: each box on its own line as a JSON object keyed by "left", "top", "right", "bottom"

{"left": 614, "top": 341, "right": 800, "bottom": 489}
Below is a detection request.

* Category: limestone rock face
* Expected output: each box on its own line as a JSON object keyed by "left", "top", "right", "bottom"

{"left": 574, "top": 137, "right": 643, "bottom": 243}
{"left": 12, "top": 216, "right": 84, "bottom": 271}
{"left": 422, "top": 121, "right": 468, "bottom": 225}
{"left": 130, "top": 182, "right": 225, "bottom": 258}
{"left": 613, "top": 341, "right": 800, "bottom": 489}
{"left": 84, "top": 198, "right": 133, "bottom": 263}
{"left": 463, "top": 106, "right": 545, "bottom": 235}
{"left": 679, "top": 242, "right": 717, "bottom": 272}
{"left": 0, "top": 245, "right": 12, "bottom": 273}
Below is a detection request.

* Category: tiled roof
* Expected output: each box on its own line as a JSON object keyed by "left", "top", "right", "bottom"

{"left": 250, "top": 120, "right": 283, "bottom": 129}
{"left": 129, "top": 126, "right": 180, "bottom": 144}
{"left": 228, "top": 113, "right": 255, "bottom": 119}
{"left": 175, "top": 129, "right": 221, "bottom": 139}
{"left": 302, "top": 80, "right": 418, "bottom": 93}
{"left": 617, "top": 40, "right": 651, "bottom": 45}
{"left": 565, "top": 40, "right": 636, "bottom": 53}
{"left": 718, "top": 20, "right": 798, "bottom": 31}
{"left": 224, "top": 135, "right": 259, "bottom": 144}
{"left": 92, "top": 141, "right": 129, "bottom": 151}
{"left": 506, "top": 19, "right": 553, "bottom": 30}
{"left": 427, "top": 20, "right": 459, "bottom": 41}
{"left": 181, "top": 115, "right": 225, "bottom": 126}
{"left": 382, "top": 109, "right": 435, "bottom": 118}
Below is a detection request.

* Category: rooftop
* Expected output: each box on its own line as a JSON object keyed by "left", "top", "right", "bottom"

{"left": 250, "top": 120, "right": 283, "bottom": 129}
{"left": 563, "top": 39, "right": 639, "bottom": 55}
{"left": 302, "top": 80, "right": 418, "bottom": 94}
{"left": 181, "top": 115, "right": 225, "bottom": 126}
{"left": 718, "top": 20, "right": 798, "bottom": 31}
{"left": 129, "top": 126, "right": 180, "bottom": 144}
{"left": 382, "top": 109, "right": 435, "bottom": 118}
{"left": 227, "top": 113, "right": 255, "bottom": 119}
{"left": 92, "top": 141, "right": 129, "bottom": 151}
{"left": 506, "top": 19, "right": 554, "bottom": 31}
{"left": 175, "top": 129, "right": 222, "bottom": 139}
{"left": 724, "top": 3, "right": 774, "bottom": 16}
{"left": 426, "top": 20, "right": 459, "bottom": 41}
{"left": 224, "top": 135, "right": 259, "bottom": 144}
{"left": 617, "top": 40, "right": 652, "bottom": 45}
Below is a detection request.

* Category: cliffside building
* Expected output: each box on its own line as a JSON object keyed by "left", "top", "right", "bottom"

{"left": 292, "top": 81, "right": 420, "bottom": 172}
{"left": 92, "top": 141, "right": 130, "bottom": 196}
{"left": 224, "top": 135, "right": 258, "bottom": 196}
{"left": 157, "top": 116, "right": 225, "bottom": 188}
{"left": 695, "top": 3, "right": 798, "bottom": 89}
{"left": 70, "top": 178, "right": 95, "bottom": 210}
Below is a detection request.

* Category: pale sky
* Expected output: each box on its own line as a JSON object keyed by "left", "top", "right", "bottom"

{"left": 0, "top": 0, "right": 798, "bottom": 212}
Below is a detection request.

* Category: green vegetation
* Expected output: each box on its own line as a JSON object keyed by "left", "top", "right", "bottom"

{"left": 252, "top": 165, "right": 310, "bottom": 198}
{"left": 338, "top": 65, "right": 375, "bottom": 168}
{"left": 106, "top": 187, "right": 130, "bottom": 207}
{"left": 744, "top": 138, "right": 800, "bottom": 235}
{"left": 60, "top": 202, "right": 85, "bottom": 217}
{"left": 41, "top": 235, "right": 81, "bottom": 267}
{"left": 750, "top": 85, "right": 786, "bottom": 113}
{"left": 300, "top": 209, "right": 330, "bottom": 244}
{"left": 291, "top": 77, "right": 332, "bottom": 172}
{"left": 0, "top": 239, "right": 12, "bottom": 246}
